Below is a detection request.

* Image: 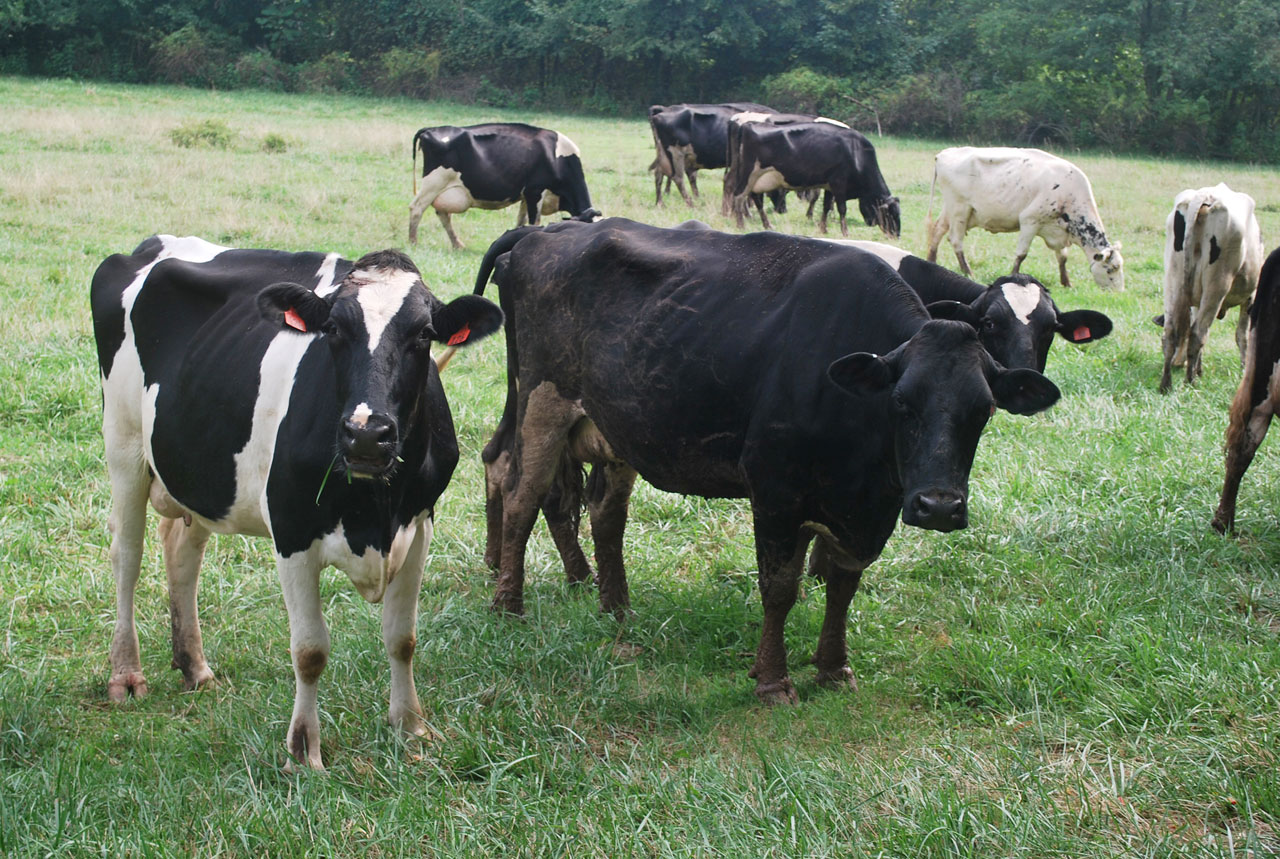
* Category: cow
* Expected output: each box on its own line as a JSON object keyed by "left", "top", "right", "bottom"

{"left": 1212, "top": 247, "right": 1280, "bottom": 534}
{"left": 926, "top": 147, "right": 1124, "bottom": 291}
{"left": 728, "top": 121, "right": 901, "bottom": 239}
{"left": 648, "top": 102, "right": 775, "bottom": 207}
{"left": 91, "top": 235, "right": 503, "bottom": 769}
{"left": 721, "top": 111, "right": 847, "bottom": 217}
{"left": 478, "top": 218, "right": 1060, "bottom": 703}
{"left": 1159, "top": 183, "right": 1263, "bottom": 393}
{"left": 829, "top": 239, "right": 1113, "bottom": 372}
{"left": 408, "top": 122, "right": 598, "bottom": 249}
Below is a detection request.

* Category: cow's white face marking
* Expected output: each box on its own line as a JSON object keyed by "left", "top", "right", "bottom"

{"left": 1001, "top": 281, "right": 1041, "bottom": 325}
{"left": 353, "top": 268, "right": 418, "bottom": 351}
{"left": 314, "top": 253, "right": 342, "bottom": 298}
{"left": 350, "top": 402, "right": 372, "bottom": 427}
{"left": 555, "top": 133, "right": 580, "bottom": 159}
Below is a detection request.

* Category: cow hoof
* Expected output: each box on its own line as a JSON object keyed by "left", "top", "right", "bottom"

{"left": 491, "top": 594, "right": 524, "bottom": 616}
{"left": 1211, "top": 513, "right": 1233, "bottom": 535}
{"left": 390, "top": 707, "right": 429, "bottom": 738}
{"left": 753, "top": 678, "right": 799, "bottom": 706}
{"left": 815, "top": 665, "right": 857, "bottom": 691}
{"left": 107, "top": 671, "right": 148, "bottom": 702}
{"left": 181, "top": 666, "right": 215, "bottom": 692}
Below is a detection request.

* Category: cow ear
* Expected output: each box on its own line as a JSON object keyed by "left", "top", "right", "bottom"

{"left": 258, "top": 282, "right": 330, "bottom": 333}
{"left": 926, "top": 300, "right": 981, "bottom": 329}
{"left": 425, "top": 294, "right": 504, "bottom": 346}
{"left": 828, "top": 351, "right": 897, "bottom": 396}
{"left": 1055, "top": 309, "right": 1113, "bottom": 343}
{"left": 990, "top": 367, "right": 1060, "bottom": 415}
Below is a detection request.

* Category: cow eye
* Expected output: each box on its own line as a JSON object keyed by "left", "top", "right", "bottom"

{"left": 981, "top": 317, "right": 997, "bottom": 333}
{"left": 892, "top": 390, "right": 910, "bottom": 414}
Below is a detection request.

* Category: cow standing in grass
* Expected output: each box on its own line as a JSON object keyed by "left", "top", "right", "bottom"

{"left": 91, "top": 235, "right": 502, "bottom": 769}
{"left": 1159, "top": 183, "right": 1263, "bottom": 393}
{"left": 408, "top": 123, "right": 598, "bottom": 249}
{"left": 1213, "top": 247, "right": 1280, "bottom": 534}
{"left": 926, "top": 147, "right": 1124, "bottom": 291}
{"left": 477, "top": 218, "right": 1058, "bottom": 702}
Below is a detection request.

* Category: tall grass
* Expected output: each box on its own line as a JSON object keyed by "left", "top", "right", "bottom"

{"left": 0, "top": 76, "right": 1278, "bottom": 856}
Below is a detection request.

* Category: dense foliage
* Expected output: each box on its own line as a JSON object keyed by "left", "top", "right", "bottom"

{"left": 3, "top": 0, "right": 1279, "bottom": 160}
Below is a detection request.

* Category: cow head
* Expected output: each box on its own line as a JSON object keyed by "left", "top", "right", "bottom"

{"left": 258, "top": 250, "right": 503, "bottom": 479}
{"left": 827, "top": 320, "right": 1059, "bottom": 531}
{"left": 859, "top": 195, "right": 901, "bottom": 239}
{"left": 1089, "top": 244, "right": 1125, "bottom": 291}
{"left": 926, "top": 274, "right": 1113, "bottom": 371}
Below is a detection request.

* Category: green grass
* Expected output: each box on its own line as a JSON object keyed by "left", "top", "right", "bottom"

{"left": 2, "top": 75, "right": 1280, "bottom": 856}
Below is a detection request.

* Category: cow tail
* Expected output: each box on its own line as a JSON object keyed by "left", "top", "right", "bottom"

{"left": 412, "top": 131, "right": 419, "bottom": 196}
{"left": 1182, "top": 192, "right": 1213, "bottom": 314}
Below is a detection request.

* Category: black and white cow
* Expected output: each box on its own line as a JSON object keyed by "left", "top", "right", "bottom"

{"left": 1213, "top": 247, "right": 1280, "bottom": 534}
{"left": 1159, "top": 183, "right": 1263, "bottom": 393}
{"left": 729, "top": 121, "right": 900, "bottom": 239}
{"left": 720, "top": 111, "right": 846, "bottom": 217}
{"left": 648, "top": 102, "right": 775, "bottom": 206}
{"left": 408, "top": 122, "right": 598, "bottom": 249}
{"left": 832, "top": 239, "right": 1113, "bottom": 372}
{"left": 479, "top": 218, "right": 1059, "bottom": 703}
{"left": 91, "top": 235, "right": 502, "bottom": 769}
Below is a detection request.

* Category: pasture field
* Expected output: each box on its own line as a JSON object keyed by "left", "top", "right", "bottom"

{"left": 2, "top": 76, "right": 1280, "bottom": 856}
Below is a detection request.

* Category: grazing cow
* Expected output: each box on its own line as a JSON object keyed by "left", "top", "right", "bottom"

{"left": 648, "top": 102, "right": 775, "bottom": 206}
{"left": 926, "top": 147, "right": 1124, "bottom": 291}
{"left": 721, "top": 111, "right": 847, "bottom": 217}
{"left": 91, "top": 235, "right": 503, "bottom": 769}
{"left": 408, "top": 122, "right": 598, "bottom": 249}
{"left": 831, "top": 239, "right": 1113, "bottom": 372}
{"left": 1213, "top": 247, "right": 1280, "bottom": 534}
{"left": 1159, "top": 183, "right": 1263, "bottom": 393}
{"left": 481, "top": 218, "right": 1059, "bottom": 703}
{"left": 729, "top": 122, "right": 900, "bottom": 239}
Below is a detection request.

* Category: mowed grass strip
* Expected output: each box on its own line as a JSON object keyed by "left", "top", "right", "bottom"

{"left": 0, "top": 76, "right": 1278, "bottom": 855}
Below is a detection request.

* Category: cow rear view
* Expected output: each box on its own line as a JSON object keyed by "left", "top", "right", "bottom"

{"left": 92, "top": 235, "right": 502, "bottom": 769}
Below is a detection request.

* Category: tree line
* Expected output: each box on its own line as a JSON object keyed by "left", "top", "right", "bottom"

{"left": 4, "top": 0, "right": 1279, "bottom": 162}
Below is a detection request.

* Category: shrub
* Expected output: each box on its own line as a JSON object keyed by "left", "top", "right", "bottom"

{"left": 761, "top": 67, "right": 851, "bottom": 117}
{"left": 296, "top": 51, "right": 357, "bottom": 93}
{"left": 169, "top": 119, "right": 235, "bottom": 149}
{"left": 232, "top": 50, "right": 292, "bottom": 92}
{"left": 262, "top": 133, "right": 288, "bottom": 153}
{"left": 152, "top": 25, "right": 233, "bottom": 88}
{"left": 371, "top": 48, "right": 441, "bottom": 98}
{"left": 879, "top": 73, "right": 966, "bottom": 138}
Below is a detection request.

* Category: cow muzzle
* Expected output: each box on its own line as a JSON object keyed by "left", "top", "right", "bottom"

{"left": 903, "top": 489, "right": 968, "bottom": 532}
{"left": 340, "top": 413, "right": 398, "bottom": 477}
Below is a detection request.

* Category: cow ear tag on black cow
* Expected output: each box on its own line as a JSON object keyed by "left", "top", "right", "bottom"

{"left": 1071, "top": 326, "right": 1090, "bottom": 341}
{"left": 284, "top": 308, "right": 307, "bottom": 333}
{"left": 446, "top": 324, "right": 471, "bottom": 346}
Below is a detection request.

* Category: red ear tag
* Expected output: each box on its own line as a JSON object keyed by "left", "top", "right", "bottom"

{"left": 284, "top": 308, "right": 307, "bottom": 332}
{"left": 446, "top": 323, "right": 471, "bottom": 346}
{"left": 1072, "top": 325, "right": 1091, "bottom": 342}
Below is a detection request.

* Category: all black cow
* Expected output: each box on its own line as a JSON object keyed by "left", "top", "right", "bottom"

{"left": 92, "top": 235, "right": 502, "bottom": 769}
{"left": 409, "top": 122, "right": 598, "bottom": 249}
{"left": 729, "top": 121, "right": 901, "bottom": 239}
{"left": 479, "top": 218, "right": 1059, "bottom": 703}
{"left": 1213, "top": 246, "right": 1280, "bottom": 534}
{"left": 648, "top": 102, "right": 775, "bottom": 206}
{"left": 835, "top": 239, "right": 1113, "bottom": 372}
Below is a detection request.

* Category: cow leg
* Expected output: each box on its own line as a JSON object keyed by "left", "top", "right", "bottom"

{"left": 667, "top": 148, "right": 695, "bottom": 207}
{"left": 948, "top": 213, "right": 973, "bottom": 276}
{"left": 277, "top": 550, "right": 329, "bottom": 770}
{"left": 1160, "top": 292, "right": 1191, "bottom": 393}
{"left": 523, "top": 192, "right": 542, "bottom": 226}
{"left": 805, "top": 190, "right": 819, "bottom": 220}
{"left": 1055, "top": 247, "right": 1073, "bottom": 288}
{"left": 835, "top": 197, "right": 850, "bottom": 238}
{"left": 687, "top": 169, "right": 700, "bottom": 200}
{"left": 1185, "top": 299, "right": 1220, "bottom": 386}
{"left": 482, "top": 446, "right": 509, "bottom": 571}
{"left": 106, "top": 451, "right": 151, "bottom": 702}
{"left": 747, "top": 519, "right": 812, "bottom": 705}
{"left": 408, "top": 173, "right": 451, "bottom": 245}
{"left": 436, "top": 212, "right": 463, "bottom": 250}
{"left": 494, "top": 383, "right": 582, "bottom": 615}
{"left": 543, "top": 482, "right": 593, "bottom": 586}
{"left": 818, "top": 192, "right": 832, "bottom": 235}
{"left": 653, "top": 168, "right": 664, "bottom": 205}
{"left": 158, "top": 515, "right": 214, "bottom": 691}
{"left": 1235, "top": 301, "right": 1252, "bottom": 365}
{"left": 383, "top": 518, "right": 430, "bottom": 737}
{"left": 1213, "top": 367, "right": 1276, "bottom": 534}
{"left": 516, "top": 198, "right": 529, "bottom": 227}
{"left": 754, "top": 193, "right": 773, "bottom": 231}
{"left": 925, "top": 213, "right": 948, "bottom": 263}
{"left": 807, "top": 537, "right": 866, "bottom": 690}
{"left": 586, "top": 462, "right": 638, "bottom": 617}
